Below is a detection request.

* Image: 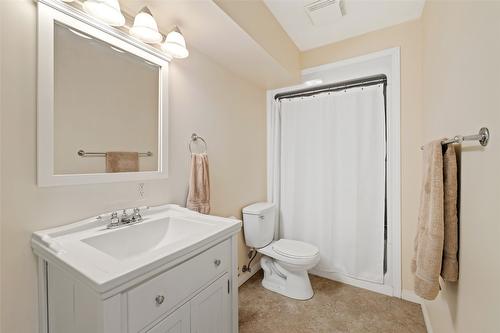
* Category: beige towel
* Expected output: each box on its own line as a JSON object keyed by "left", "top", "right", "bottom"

{"left": 105, "top": 152, "right": 139, "bottom": 173}
{"left": 441, "top": 144, "right": 459, "bottom": 281}
{"left": 186, "top": 153, "right": 210, "bottom": 214}
{"left": 412, "top": 140, "right": 459, "bottom": 300}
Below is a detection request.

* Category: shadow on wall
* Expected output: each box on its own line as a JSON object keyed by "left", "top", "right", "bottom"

{"left": 444, "top": 146, "right": 461, "bottom": 328}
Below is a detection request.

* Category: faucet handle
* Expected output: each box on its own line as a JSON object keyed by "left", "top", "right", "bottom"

{"left": 132, "top": 207, "right": 142, "bottom": 222}
{"left": 109, "top": 211, "right": 119, "bottom": 226}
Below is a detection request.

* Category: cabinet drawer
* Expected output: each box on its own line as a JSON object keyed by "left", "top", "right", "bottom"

{"left": 127, "top": 240, "right": 230, "bottom": 333}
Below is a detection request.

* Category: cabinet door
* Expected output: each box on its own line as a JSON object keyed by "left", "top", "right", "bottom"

{"left": 190, "top": 273, "right": 231, "bottom": 333}
{"left": 147, "top": 302, "right": 190, "bottom": 333}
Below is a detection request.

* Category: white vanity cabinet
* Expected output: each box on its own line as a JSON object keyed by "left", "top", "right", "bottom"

{"left": 147, "top": 302, "right": 190, "bottom": 333}
{"left": 42, "top": 238, "right": 237, "bottom": 333}
{"left": 190, "top": 273, "right": 231, "bottom": 333}
{"left": 124, "top": 240, "right": 232, "bottom": 333}
{"left": 148, "top": 273, "right": 230, "bottom": 333}
{"left": 32, "top": 205, "right": 241, "bottom": 333}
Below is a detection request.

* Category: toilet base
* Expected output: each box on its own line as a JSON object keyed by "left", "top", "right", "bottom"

{"left": 260, "top": 256, "right": 314, "bottom": 300}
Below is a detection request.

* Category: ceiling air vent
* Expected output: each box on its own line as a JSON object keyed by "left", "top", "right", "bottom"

{"left": 304, "top": 0, "right": 345, "bottom": 26}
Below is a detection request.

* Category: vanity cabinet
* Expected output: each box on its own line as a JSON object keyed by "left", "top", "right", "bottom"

{"left": 190, "top": 273, "right": 231, "bottom": 333}
{"left": 40, "top": 237, "right": 238, "bottom": 333}
{"left": 147, "top": 302, "right": 190, "bottom": 333}
{"left": 126, "top": 240, "right": 231, "bottom": 332}
{"left": 32, "top": 205, "right": 241, "bottom": 333}
{"left": 148, "top": 273, "right": 230, "bottom": 333}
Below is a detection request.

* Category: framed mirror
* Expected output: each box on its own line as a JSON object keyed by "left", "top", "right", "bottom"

{"left": 37, "top": 1, "right": 169, "bottom": 186}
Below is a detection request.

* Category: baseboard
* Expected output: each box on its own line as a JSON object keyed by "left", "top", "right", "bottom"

{"left": 310, "top": 269, "right": 394, "bottom": 297}
{"left": 401, "top": 289, "right": 423, "bottom": 304}
{"left": 402, "top": 289, "right": 433, "bottom": 333}
{"left": 238, "top": 262, "right": 261, "bottom": 287}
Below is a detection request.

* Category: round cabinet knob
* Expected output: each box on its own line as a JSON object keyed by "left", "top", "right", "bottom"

{"left": 214, "top": 259, "right": 221, "bottom": 267}
{"left": 155, "top": 295, "right": 165, "bottom": 305}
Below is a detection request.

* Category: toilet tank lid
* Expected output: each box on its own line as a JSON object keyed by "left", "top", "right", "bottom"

{"left": 242, "top": 202, "right": 275, "bottom": 215}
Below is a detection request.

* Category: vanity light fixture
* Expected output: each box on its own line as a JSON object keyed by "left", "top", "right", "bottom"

{"left": 129, "top": 7, "right": 163, "bottom": 44}
{"left": 161, "top": 26, "right": 189, "bottom": 59}
{"left": 82, "top": 0, "right": 125, "bottom": 27}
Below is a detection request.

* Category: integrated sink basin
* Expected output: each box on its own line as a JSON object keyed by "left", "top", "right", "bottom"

{"left": 82, "top": 217, "right": 218, "bottom": 260}
{"left": 31, "top": 204, "right": 241, "bottom": 292}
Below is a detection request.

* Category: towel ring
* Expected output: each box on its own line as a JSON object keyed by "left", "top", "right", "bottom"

{"left": 189, "top": 133, "right": 208, "bottom": 154}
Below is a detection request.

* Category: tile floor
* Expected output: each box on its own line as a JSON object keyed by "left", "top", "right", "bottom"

{"left": 239, "top": 270, "right": 426, "bottom": 333}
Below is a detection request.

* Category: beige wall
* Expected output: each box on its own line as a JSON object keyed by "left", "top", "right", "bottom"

{"left": 3, "top": 0, "right": 499, "bottom": 332}
{"left": 301, "top": 2, "right": 500, "bottom": 331}
{"left": 421, "top": 1, "right": 500, "bottom": 332}
{"left": 301, "top": 20, "right": 424, "bottom": 292}
{"left": 0, "top": 0, "right": 266, "bottom": 332}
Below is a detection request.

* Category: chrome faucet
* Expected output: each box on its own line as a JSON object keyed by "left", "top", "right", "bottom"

{"left": 120, "top": 209, "right": 133, "bottom": 224}
{"left": 106, "top": 207, "right": 145, "bottom": 229}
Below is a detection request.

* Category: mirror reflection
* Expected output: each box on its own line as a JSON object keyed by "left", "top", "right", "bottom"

{"left": 53, "top": 22, "right": 159, "bottom": 174}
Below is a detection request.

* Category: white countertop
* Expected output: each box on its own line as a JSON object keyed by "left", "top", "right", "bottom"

{"left": 32, "top": 204, "right": 241, "bottom": 293}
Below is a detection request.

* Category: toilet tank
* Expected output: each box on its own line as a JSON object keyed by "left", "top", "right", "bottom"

{"left": 242, "top": 202, "right": 276, "bottom": 249}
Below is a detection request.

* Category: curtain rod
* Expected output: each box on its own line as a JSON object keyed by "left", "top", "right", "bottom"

{"left": 274, "top": 74, "right": 387, "bottom": 101}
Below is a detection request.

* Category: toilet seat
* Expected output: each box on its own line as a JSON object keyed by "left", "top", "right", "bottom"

{"left": 258, "top": 239, "right": 320, "bottom": 267}
{"left": 272, "top": 239, "right": 319, "bottom": 259}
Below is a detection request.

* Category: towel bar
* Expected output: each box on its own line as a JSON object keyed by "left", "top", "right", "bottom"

{"left": 77, "top": 150, "right": 153, "bottom": 157}
{"left": 189, "top": 133, "right": 208, "bottom": 154}
{"left": 420, "top": 127, "right": 490, "bottom": 150}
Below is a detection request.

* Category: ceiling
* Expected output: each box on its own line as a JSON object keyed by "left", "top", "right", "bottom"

{"left": 120, "top": 1, "right": 298, "bottom": 88}
{"left": 264, "top": 0, "right": 425, "bottom": 51}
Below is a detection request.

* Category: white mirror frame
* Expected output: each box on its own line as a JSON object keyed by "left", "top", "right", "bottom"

{"left": 37, "top": 0, "right": 170, "bottom": 187}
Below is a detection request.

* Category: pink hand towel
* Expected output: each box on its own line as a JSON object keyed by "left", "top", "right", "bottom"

{"left": 186, "top": 153, "right": 210, "bottom": 214}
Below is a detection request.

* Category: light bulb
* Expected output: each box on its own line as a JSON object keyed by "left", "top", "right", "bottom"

{"left": 129, "top": 7, "right": 163, "bottom": 44}
{"left": 82, "top": 0, "right": 125, "bottom": 27}
{"left": 161, "top": 27, "right": 189, "bottom": 59}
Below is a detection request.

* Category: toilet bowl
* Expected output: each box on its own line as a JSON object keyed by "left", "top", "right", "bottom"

{"left": 242, "top": 202, "right": 320, "bottom": 300}
{"left": 258, "top": 239, "right": 320, "bottom": 300}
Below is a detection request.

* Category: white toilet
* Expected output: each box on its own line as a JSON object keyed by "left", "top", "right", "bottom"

{"left": 242, "top": 202, "right": 320, "bottom": 300}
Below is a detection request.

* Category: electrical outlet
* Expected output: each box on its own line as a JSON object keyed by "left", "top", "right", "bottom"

{"left": 138, "top": 183, "right": 145, "bottom": 198}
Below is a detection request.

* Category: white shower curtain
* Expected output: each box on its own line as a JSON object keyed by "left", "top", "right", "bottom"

{"left": 271, "top": 84, "right": 386, "bottom": 284}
